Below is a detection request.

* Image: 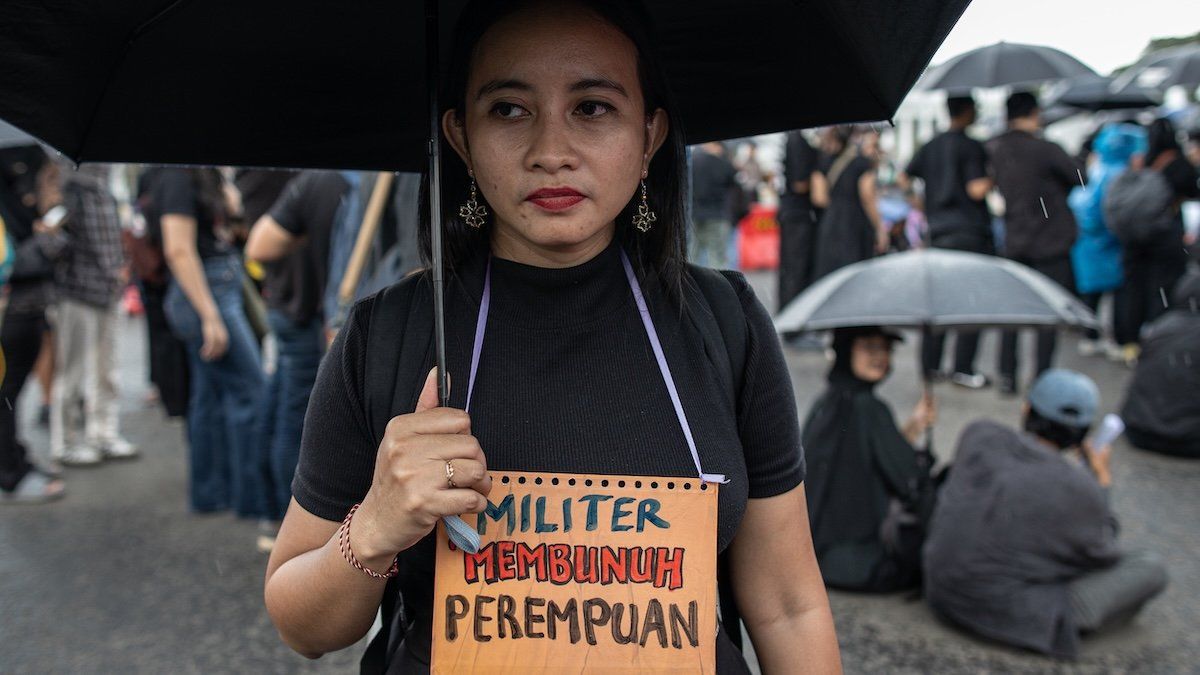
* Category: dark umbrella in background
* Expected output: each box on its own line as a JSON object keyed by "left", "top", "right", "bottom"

{"left": 917, "top": 41, "right": 1096, "bottom": 91}
{"left": 1044, "top": 73, "right": 1163, "bottom": 112}
{"left": 1112, "top": 44, "right": 1200, "bottom": 96}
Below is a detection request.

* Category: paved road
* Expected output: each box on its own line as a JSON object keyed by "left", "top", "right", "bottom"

{"left": 1, "top": 273, "right": 1196, "bottom": 674}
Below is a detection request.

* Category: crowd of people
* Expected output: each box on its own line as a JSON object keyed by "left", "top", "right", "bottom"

{"left": 734, "top": 90, "right": 1196, "bottom": 657}
{"left": 0, "top": 156, "right": 384, "bottom": 553}
{"left": 1, "top": 76, "right": 1197, "bottom": 665}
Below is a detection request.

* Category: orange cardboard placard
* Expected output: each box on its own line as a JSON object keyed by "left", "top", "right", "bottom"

{"left": 432, "top": 471, "right": 719, "bottom": 674}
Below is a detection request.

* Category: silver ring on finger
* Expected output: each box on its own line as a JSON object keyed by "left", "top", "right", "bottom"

{"left": 445, "top": 460, "right": 458, "bottom": 489}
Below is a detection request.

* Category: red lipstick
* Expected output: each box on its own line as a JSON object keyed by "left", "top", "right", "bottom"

{"left": 526, "top": 187, "right": 585, "bottom": 211}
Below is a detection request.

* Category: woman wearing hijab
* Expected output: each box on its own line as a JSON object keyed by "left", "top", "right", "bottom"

{"left": 264, "top": 1, "right": 840, "bottom": 672}
{"left": 811, "top": 127, "right": 888, "bottom": 280}
{"left": 802, "top": 326, "right": 937, "bottom": 592}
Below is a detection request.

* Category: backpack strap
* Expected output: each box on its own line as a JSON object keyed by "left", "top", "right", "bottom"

{"left": 683, "top": 264, "right": 750, "bottom": 651}
{"left": 360, "top": 272, "right": 435, "bottom": 675}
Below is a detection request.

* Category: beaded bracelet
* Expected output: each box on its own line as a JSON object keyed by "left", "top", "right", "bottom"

{"left": 339, "top": 503, "right": 399, "bottom": 580}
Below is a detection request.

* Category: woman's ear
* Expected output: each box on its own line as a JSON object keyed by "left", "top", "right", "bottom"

{"left": 642, "top": 109, "right": 670, "bottom": 175}
{"left": 442, "top": 109, "right": 472, "bottom": 172}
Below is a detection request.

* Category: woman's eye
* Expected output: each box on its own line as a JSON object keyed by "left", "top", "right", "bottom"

{"left": 491, "top": 102, "right": 528, "bottom": 119}
{"left": 576, "top": 101, "right": 613, "bottom": 118}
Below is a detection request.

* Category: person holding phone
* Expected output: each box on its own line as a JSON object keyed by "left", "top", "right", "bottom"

{"left": 924, "top": 369, "right": 1168, "bottom": 658}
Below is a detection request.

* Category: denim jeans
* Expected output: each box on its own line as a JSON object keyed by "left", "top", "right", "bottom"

{"left": 256, "top": 309, "right": 324, "bottom": 520}
{"left": 164, "top": 256, "right": 266, "bottom": 516}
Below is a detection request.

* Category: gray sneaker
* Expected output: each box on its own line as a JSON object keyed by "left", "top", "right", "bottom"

{"left": 100, "top": 438, "right": 139, "bottom": 460}
{"left": 950, "top": 371, "right": 991, "bottom": 390}
{"left": 60, "top": 445, "right": 102, "bottom": 467}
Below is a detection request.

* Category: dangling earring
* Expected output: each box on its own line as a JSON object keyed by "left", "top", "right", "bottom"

{"left": 633, "top": 179, "right": 656, "bottom": 233}
{"left": 459, "top": 176, "right": 488, "bottom": 229}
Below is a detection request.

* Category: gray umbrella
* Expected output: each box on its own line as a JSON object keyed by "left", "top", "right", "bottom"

{"left": 0, "top": 117, "right": 38, "bottom": 149}
{"left": 1111, "top": 44, "right": 1200, "bottom": 95}
{"left": 918, "top": 41, "right": 1096, "bottom": 92}
{"left": 1044, "top": 74, "right": 1162, "bottom": 112}
{"left": 775, "top": 249, "right": 1098, "bottom": 333}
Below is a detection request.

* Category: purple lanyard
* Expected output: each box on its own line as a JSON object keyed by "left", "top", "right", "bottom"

{"left": 465, "top": 251, "right": 726, "bottom": 484}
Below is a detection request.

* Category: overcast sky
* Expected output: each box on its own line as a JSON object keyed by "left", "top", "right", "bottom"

{"left": 932, "top": 0, "right": 1200, "bottom": 76}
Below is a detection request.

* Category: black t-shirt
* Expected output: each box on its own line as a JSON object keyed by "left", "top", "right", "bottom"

{"left": 147, "top": 168, "right": 235, "bottom": 260}
{"left": 292, "top": 240, "right": 805, "bottom": 670}
{"left": 690, "top": 149, "right": 738, "bottom": 222}
{"left": 263, "top": 171, "right": 349, "bottom": 325}
{"left": 234, "top": 169, "right": 299, "bottom": 229}
{"left": 905, "top": 130, "right": 991, "bottom": 249}
{"left": 780, "top": 131, "right": 819, "bottom": 210}
{"left": 987, "top": 130, "right": 1080, "bottom": 260}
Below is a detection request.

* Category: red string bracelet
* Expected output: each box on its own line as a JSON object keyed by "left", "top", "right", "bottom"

{"left": 339, "top": 503, "right": 399, "bottom": 580}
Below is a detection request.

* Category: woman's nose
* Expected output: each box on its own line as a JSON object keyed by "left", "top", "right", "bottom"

{"left": 524, "top": 114, "right": 578, "bottom": 174}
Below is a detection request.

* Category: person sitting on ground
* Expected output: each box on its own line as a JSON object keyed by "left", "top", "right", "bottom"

{"left": 1121, "top": 272, "right": 1200, "bottom": 458}
{"left": 924, "top": 369, "right": 1168, "bottom": 658}
{"left": 802, "top": 325, "right": 937, "bottom": 592}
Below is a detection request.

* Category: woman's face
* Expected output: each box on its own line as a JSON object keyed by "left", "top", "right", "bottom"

{"left": 850, "top": 335, "right": 893, "bottom": 383}
{"left": 444, "top": 4, "right": 668, "bottom": 266}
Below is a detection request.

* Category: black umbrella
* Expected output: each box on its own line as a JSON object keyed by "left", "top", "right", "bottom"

{"left": 774, "top": 249, "right": 1098, "bottom": 333}
{"left": 1111, "top": 44, "right": 1200, "bottom": 95}
{"left": 0, "top": 0, "right": 969, "bottom": 171}
{"left": 1044, "top": 74, "right": 1162, "bottom": 112}
{"left": 918, "top": 41, "right": 1096, "bottom": 92}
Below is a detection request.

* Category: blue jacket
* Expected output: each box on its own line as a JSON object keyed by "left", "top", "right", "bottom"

{"left": 1069, "top": 124, "right": 1147, "bottom": 294}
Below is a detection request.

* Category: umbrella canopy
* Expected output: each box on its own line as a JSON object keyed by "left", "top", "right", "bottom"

{"left": 774, "top": 249, "right": 1098, "bottom": 333}
{"left": 1111, "top": 44, "right": 1200, "bottom": 95}
{"left": 1044, "top": 74, "right": 1162, "bottom": 112}
{"left": 0, "top": 0, "right": 969, "bottom": 172}
{"left": 917, "top": 41, "right": 1096, "bottom": 92}
{"left": 0, "top": 118, "right": 39, "bottom": 150}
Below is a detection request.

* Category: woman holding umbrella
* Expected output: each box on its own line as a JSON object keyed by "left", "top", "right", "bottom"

{"left": 265, "top": 1, "right": 839, "bottom": 672}
{"left": 801, "top": 326, "right": 937, "bottom": 593}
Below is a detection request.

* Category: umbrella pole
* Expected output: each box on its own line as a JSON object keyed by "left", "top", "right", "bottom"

{"left": 426, "top": 0, "right": 450, "bottom": 408}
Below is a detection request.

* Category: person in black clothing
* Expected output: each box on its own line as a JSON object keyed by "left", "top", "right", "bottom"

{"left": 1116, "top": 118, "right": 1200, "bottom": 356}
{"left": 0, "top": 145, "right": 64, "bottom": 503}
{"left": 988, "top": 92, "right": 1082, "bottom": 395}
{"left": 263, "top": 2, "right": 840, "bottom": 672}
{"left": 925, "top": 370, "right": 1167, "bottom": 658}
{"left": 1122, "top": 272, "right": 1200, "bottom": 458}
{"left": 811, "top": 126, "right": 886, "bottom": 280}
{"left": 246, "top": 171, "right": 351, "bottom": 523}
{"left": 802, "top": 326, "right": 937, "bottom": 592}
{"left": 903, "top": 96, "right": 994, "bottom": 389}
{"left": 689, "top": 142, "right": 738, "bottom": 268}
{"left": 777, "top": 130, "right": 821, "bottom": 312}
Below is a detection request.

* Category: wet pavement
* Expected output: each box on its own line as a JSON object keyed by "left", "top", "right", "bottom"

{"left": 1, "top": 271, "right": 1196, "bottom": 674}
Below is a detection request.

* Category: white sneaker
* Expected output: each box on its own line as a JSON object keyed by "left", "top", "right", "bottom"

{"left": 100, "top": 438, "right": 139, "bottom": 460}
{"left": 60, "top": 445, "right": 102, "bottom": 467}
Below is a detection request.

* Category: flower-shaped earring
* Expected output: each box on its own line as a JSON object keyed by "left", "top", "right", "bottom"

{"left": 633, "top": 179, "right": 656, "bottom": 233}
{"left": 459, "top": 177, "right": 489, "bottom": 229}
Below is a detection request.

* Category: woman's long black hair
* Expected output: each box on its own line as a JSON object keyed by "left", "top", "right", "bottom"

{"left": 418, "top": 0, "right": 689, "bottom": 292}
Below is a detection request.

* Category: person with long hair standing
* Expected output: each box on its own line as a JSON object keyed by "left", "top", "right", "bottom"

{"left": 149, "top": 167, "right": 266, "bottom": 517}
{"left": 264, "top": 1, "right": 839, "bottom": 672}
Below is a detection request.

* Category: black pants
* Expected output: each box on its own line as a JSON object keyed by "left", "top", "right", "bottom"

{"left": 776, "top": 199, "right": 819, "bottom": 314}
{"left": 922, "top": 329, "right": 982, "bottom": 377}
{"left": 999, "top": 255, "right": 1074, "bottom": 382}
{"left": 139, "top": 281, "right": 190, "bottom": 417}
{"left": 0, "top": 309, "right": 47, "bottom": 491}
{"left": 921, "top": 238, "right": 990, "bottom": 377}
{"left": 1114, "top": 241, "right": 1187, "bottom": 346}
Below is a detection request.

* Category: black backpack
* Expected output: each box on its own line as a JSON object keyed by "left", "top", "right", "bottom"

{"left": 359, "top": 262, "right": 753, "bottom": 672}
{"left": 1102, "top": 169, "right": 1175, "bottom": 246}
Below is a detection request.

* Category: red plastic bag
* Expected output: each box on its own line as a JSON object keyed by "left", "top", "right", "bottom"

{"left": 737, "top": 204, "right": 779, "bottom": 270}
